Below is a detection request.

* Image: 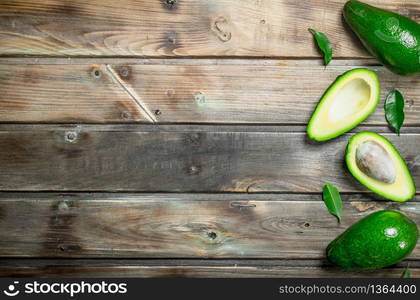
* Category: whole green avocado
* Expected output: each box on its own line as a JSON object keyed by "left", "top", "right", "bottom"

{"left": 343, "top": 0, "right": 420, "bottom": 75}
{"left": 327, "top": 210, "right": 418, "bottom": 270}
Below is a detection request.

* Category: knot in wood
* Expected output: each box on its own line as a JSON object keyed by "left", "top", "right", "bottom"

{"left": 58, "top": 201, "right": 69, "bottom": 212}
{"left": 92, "top": 69, "right": 101, "bottom": 78}
{"left": 166, "top": 89, "right": 175, "bottom": 97}
{"left": 207, "top": 231, "right": 217, "bottom": 240}
{"left": 119, "top": 67, "right": 130, "bottom": 77}
{"left": 64, "top": 131, "right": 78, "bottom": 143}
{"left": 121, "top": 112, "right": 131, "bottom": 119}
{"left": 211, "top": 16, "right": 232, "bottom": 42}
{"left": 161, "top": 0, "right": 178, "bottom": 12}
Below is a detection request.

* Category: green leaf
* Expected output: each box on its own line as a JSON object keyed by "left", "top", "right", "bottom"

{"left": 308, "top": 28, "right": 333, "bottom": 66}
{"left": 322, "top": 184, "right": 342, "bottom": 222}
{"left": 401, "top": 265, "right": 411, "bottom": 278}
{"left": 385, "top": 90, "right": 405, "bottom": 136}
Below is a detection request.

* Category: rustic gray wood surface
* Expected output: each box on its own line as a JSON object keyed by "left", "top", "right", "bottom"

{"left": 0, "top": 0, "right": 419, "bottom": 277}
{"left": 0, "top": 126, "right": 418, "bottom": 192}
{"left": 0, "top": 0, "right": 418, "bottom": 57}
{"left": 1, "top": 59, "right": 419, "bottom": 124}
{"left": 0, "top": 193, "right": 419, "bottom": 258}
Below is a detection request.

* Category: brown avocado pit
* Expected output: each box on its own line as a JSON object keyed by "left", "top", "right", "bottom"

{"left": 356, "top": 140, "right": 396, "bottom": 184}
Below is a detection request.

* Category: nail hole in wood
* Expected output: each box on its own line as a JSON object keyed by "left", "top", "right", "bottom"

{"left": 121, "top": 112, "right": 130, "bottom": 119}
{"left": 155, "top": 109, "right": 162, "bottom": 116}
{"left": 92, "top": 69, "right": 101, "bottom": 78}
{"left": 304, "top": 222, "right": 310, "bottom": 227}
{"left": 208, "top": 231, "right": 217, "bottom": 240}
{"left": 168, "top": 36, "right": 175, "bottom": 44}
{"left": 120, "top": 68, "right": 129, "bottom": 77}
{"left": 187, "top": 165, "right": 202, "bottom": 175}
{"left": 58, "top": 201, "right": 69, "bottom": 211}
{"left": 195, "top": 92, "right": 205, "bottom": 103}
{"left": 406, "top": 99, "right": 414, "bottom": 108}
{"left": 65, "top": 131, "right": 77, "bottom": 143}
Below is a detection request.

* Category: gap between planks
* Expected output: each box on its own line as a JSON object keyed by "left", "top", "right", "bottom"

{"left": 0, "top": 258, "right": 419, "bottom": 268}
{"left": 0, "top": 124, "right": 420, "bottom": 133}
{"left": 0, "top": 57, "right": 380, "bottom": 65}
{"left": 0, "top": 192, "right": 419, "bottom": 202}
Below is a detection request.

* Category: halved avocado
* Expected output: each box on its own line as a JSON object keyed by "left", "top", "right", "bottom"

{"left": 307, "top": 68, "right": 380, "bottom": 141}
{"left": 346, "top": 132, "right": 416, "bottom": 202}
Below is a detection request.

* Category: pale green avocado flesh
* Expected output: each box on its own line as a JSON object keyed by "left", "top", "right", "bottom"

{"left": 346, "top": 132, "right": 416, "bottom": 202}
{"left": 307, "top": 68, "right": 380, "bottom": 141}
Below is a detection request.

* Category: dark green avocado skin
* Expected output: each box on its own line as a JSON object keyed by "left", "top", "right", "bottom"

{"left": 327, "top": 210, "right": 418, "bottom": 270}
{"left": 344, "top": 0, "right": 420, "bottom": 75}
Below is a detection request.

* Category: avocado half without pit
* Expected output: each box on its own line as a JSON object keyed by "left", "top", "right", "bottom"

{"left": 307, "top": 68, "right": 380, "bottom": 141}
{"left": 346, "top": 132, "right": 416, "bottom": 202}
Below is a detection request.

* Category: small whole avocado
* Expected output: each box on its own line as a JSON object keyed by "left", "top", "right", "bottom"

{"left": 343, "top": 0, "right": 420, "bottom": 76}
{"left": 327, "top": 210, "right": 419, "bottom": 270}
{"left": 346, "top": 132, "right": 415, "bottom": 202}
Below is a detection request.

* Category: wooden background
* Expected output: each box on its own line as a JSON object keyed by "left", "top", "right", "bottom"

{"left": 0, "top": 0, "right": 419, "bottom": 278}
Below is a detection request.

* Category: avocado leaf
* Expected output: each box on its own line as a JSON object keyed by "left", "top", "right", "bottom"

{"left": 308, "top": 28, "right": 333, "bottom": 66}
{"left": 385, "top": 90, "right": 405, "bottom": 136}
{"left": 322, "top": 183, "right": 342, "bottom": 223}
{"left": 401, "top": 265, "right": 411, "bottom": 278}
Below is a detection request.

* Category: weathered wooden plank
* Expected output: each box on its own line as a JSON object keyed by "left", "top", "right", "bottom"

{"left": 1, "top": 60, "right": 419, "bottom": 124}
{"left": 0, "top": 194, "right": 419, "bottom": 258}
{"left": 0, "top": 0, "right": 418, "bottom": 57}
{"left": 0, "top": 126, "right": 418, "bottom": 192}
{"left": 0, "top": 260, "right": 418, "bottom": 278}
{"left": 0, "top": 64, "right": 151, "bottom": 123}
{"left": 109, "top": 61, "right": 420, "bottom": 124}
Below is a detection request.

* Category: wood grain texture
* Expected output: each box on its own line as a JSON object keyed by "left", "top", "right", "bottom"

{"left": 0, "top": 64, "right": 151, "bottom": 123}
{"left": 1, "top": 60, "right": 419, "bottom": 124}
{"left": 109, "top": 60, "right": 420, "bottom": 124}
{"left": 1, "top": 260, "right": 419, "bottom": 278}
{"left": 0, "top": 59, "right": 420, "bottom": 123}
{"left": 0, "top": 0, "right": 418, "bottom": 57}
{"left": 0, "top": 125, "right": 418, "bottom": 192}
{"left": 0, "top": 194, "right": 419, "bottom": 258}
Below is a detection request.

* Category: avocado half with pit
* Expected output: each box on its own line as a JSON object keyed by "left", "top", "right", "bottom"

{"left": 307, "top": 68, "right": 380, "bottom": 141}
{"left": 346, "top": 132, "right": 416, "bottom": 202}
